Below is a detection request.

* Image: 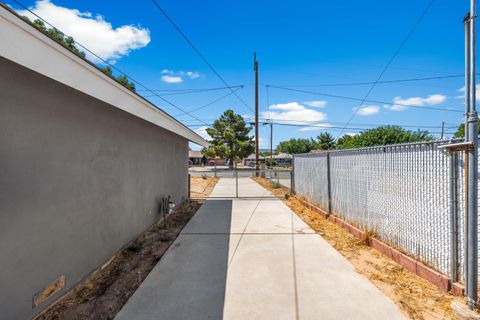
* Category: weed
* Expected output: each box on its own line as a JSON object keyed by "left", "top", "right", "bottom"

{"left": 271, "top": 180, "right": 281, "bottom": 189}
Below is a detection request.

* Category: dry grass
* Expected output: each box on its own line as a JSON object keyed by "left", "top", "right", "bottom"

{"left": 190, "top": 176, "right": 219, "bottom": 198}
{"left": 252, "top": 176, "right": 461, "bottom": 320}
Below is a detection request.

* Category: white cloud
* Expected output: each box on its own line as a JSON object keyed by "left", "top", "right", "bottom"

{"left": 262, "top": 101, "right": 327, "bottom": 124}
{"left": 354, "top": 105, "right": 380, "bottom": 116}
{"left": 160, "top": 69, "right": 201, "bottom": 83}
{"left": 194, "top": 126, "right": 210, "bottom": 140}
{"left": 304, "top": 100, "right": 327, "bottom": 108}
{"left": 270, "top": 102, "right": 305, "bottom": 111}
{"left": 299, "top": 123, "right": 333, "bottom": 131}
{"left": 161, "top": 75, "right": 183, "bottom": 84}
{"left": 186, "top": 71, "right": 200, "bottom": 79}
{"left": 17, "top": 0, "right": 150, "bottom": 63}
{"left": 384, "top": 94, "right": 447, "bottom": 111}
{"left": 457, "top": 85, "right": 480, "bottom": 101}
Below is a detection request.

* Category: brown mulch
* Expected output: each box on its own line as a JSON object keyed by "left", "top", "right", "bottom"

{"left": 252, "top": 176, "right": 462, "bottom": 320}
{"left": 35, "top": 178, "right": 218, "bottom": 320}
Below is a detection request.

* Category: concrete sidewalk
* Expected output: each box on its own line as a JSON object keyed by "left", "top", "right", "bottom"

{"left": 116, "top": 177, "right": 406, "bottom": 320}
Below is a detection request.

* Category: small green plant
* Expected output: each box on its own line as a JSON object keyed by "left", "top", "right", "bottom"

{"left": 271, "top": 180, "right": 281, "bottom": 189}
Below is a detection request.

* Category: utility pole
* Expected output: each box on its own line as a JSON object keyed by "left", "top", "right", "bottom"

{"left": 465, "top": 0, "right": 478, "bottom": 309}
{"left": 254, "top": 53, "right": 259, "bottom": 175}
{"left": 441, "top": 121, "right": 445, "bottom": 139}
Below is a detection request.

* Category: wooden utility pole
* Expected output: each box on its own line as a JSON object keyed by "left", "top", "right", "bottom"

{"left": 254, "top": 53, "right": 259, "bottom": 174}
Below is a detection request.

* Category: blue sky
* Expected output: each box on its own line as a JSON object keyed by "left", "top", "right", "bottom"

{"left": 9, "top": 0, "right": 473, "bottom": 150}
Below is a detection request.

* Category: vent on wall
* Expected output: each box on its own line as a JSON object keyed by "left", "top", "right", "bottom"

{"left": 32, "top": 275, "right": 65, "bottom": 308}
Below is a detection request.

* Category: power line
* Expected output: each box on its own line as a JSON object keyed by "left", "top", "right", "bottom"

{"left": 10, "top": 0, "right": 210, "bottom": 126}
{"left": 141, "top": 85, "right": 243, "bottom": 97}
{"left": 180, "top": 117, "right": 460, "bottom": 128}
{"left": 267, "top": 74, "right": 473, "bottom": 88}
{"left": 149, "top": 0, "right": 254, "bottom": 113}
{"left": 137, "top": 85, "right": 242, "bottom": 93}
{"left": 336, "top": 0, "right": 436, "bottom": 137}
{"left": 269, "top": 85, "right": 462, "bottom": 113}
{"left": 186, "top": 121, "right": 454, "bottom": 135}
{"left": 174, "top": 87, "right": 242, "bottom": 117}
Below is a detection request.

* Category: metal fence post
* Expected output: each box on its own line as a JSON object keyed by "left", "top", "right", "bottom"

{"left": 326, "top": 152, "right": 332, "bottom": 215}
{"left": 235, "top": 169, "right": 239, "bottom": 198}
{"left": 291, "top": 155, "right": 295, "bottom": 193}
{"left": 450, "top": 152, "right": 459, "bottom": 282}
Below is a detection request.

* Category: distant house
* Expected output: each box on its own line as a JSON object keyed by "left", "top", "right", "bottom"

{"left": 243, "top": 153, "right": 266, "bottom": 166}
{"left": 272, "top": 153, "right": 293, "bottom": 166}
{"left": 188, "top": 150, "right": 226, "bottom": 166}
{"left": 189, "top": 150, "right": 206, "bottom": 165}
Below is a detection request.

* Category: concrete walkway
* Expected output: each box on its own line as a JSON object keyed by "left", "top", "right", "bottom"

{"left": 116, "top": 178, "right": 406, "bottom": 320}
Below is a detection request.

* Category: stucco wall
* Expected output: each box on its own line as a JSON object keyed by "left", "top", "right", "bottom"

{"left": 0, "top": 57, "right": 188, "bottom": 319}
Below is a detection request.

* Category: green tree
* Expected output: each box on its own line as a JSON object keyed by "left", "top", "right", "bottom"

{"left": 336, "top": 125, "right": 432, "bottom": 149}
{"left": 454, "top": 123, "right": 480, "bottom": 138}
{"left": 316, "top": 132, "right": 336, "bottom": 150}
{"left": 276, "top": 138, "right": 317, "bottom": 154}
{"left": 100, "top": 67, "right": 114, "bottom": 77}
{"left": 25, "top": 17, "right": 137, "bottom": 92}
{"left": 116, "top": 75, "right": 136, "bottom": 91}
{"left": 202, "top": 110, "right": 254, "bottom": 166}
{"left": 99, "top": 68, "right": 136, "bottom": 92}
{"left": 28, "top": 18, "right": 86, "bottom": 58}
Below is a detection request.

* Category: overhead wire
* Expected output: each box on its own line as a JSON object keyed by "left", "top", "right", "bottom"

{"left": 149, "top": 0, "right": 254, "bottom": 113}
{"left": 335, "top": 0, "right": 437, "bottom": 138}
{"left": 185, "top": 121, "right": 454, "bottom": 135}
{"left": 267, "top": 74, "right": 473, "bottom": 88}
{"left": 174, "top": 87, "right": 243, "bottom": 117}
{"left": 268, "top": 85, "right": 462, "bottom": 113}
{"left": 137, "top": 85, "right": 243, "bottom": 95}
{"left": 10, "top": 0, "right": 210, "bottom": 126}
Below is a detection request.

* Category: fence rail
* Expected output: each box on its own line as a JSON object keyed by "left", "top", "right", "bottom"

{"left": 293, "top": 140, "right": 471, "bottom": 283}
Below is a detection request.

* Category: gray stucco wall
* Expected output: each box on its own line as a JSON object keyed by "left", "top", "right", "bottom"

{"left": 0, "top": 56, "right": 188, "bottom": 319}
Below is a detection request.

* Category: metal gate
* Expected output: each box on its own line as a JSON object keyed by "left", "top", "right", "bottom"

{"left": 188, "top": 168, "right": 292, "bottom": 199}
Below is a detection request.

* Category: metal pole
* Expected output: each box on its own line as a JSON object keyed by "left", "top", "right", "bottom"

{"left": 254, "top": 53, "right": 259, "bottom": 176}
{"left": 291, "top": 155, "right": 295, "bottom": 193}
{"left": 466, "top": 14, "right": 471, "bottom": 141}
{"left": 270, "top": 122, "right": 273, "bottom": 169}
{"left": 450, "top": 152, "right": 459, "bottom": 282}
{"left": 188, "top": 173, "right": 191, "bottom": 199}
{"left": 235, "top": 169, "right": 239, "bottom": 198}
{"left": 441, "top": 121, "right": 445, "bottom": 140}
{"left": 464, "top": 12, "right": 471, "bottom": 293}
{"left": 326, "top": 153, "right": 332, "bottom": 215}
{"left": 466, "top": 0, "right": 478, "bottom": 308}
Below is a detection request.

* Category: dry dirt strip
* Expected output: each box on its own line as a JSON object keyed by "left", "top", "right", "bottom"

{"left": 116, "top": 177, "right": 406, "bottom": 320}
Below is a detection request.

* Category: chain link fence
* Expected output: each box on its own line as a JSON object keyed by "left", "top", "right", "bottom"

{"left": 293, "top": 140, "right": 469, "bottom": 282}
